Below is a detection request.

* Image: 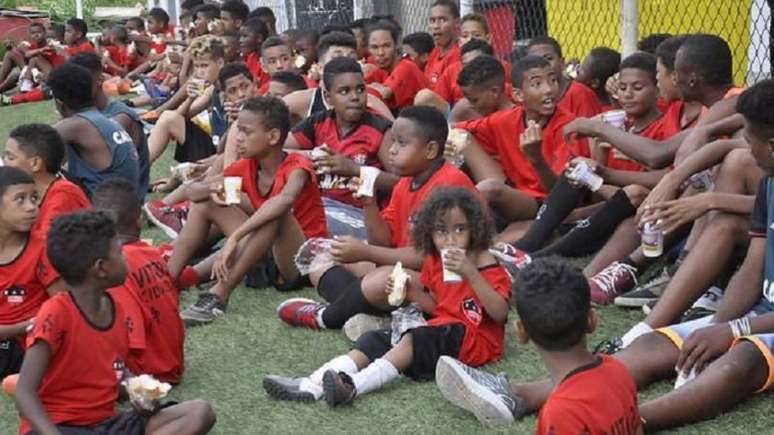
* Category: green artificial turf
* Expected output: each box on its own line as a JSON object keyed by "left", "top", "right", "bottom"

{"left": 0, "top": 100, "right": 771, "bottom": 434}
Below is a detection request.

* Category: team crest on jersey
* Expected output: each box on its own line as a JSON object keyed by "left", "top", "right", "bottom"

{"left": 113, "top": 359, "right": 126, "bottom": 381}
{"left": 4, "top": 286, "right": 26, "bottom": 304}
{"left": 461, "top": 298, "right": 482, "bottom": 325}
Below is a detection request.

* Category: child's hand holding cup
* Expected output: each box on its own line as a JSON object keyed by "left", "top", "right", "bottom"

{"left": 440, "top": 247, "right": 466, "bottom": 283}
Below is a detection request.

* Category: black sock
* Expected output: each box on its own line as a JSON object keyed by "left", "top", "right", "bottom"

{"left": 514, "top": 176, "right": 585, "bottom": 252}
{"left": 317, "top": 266, "right": 382, "bottom": 329}
{"left": 321, "top": 285, "right": 384, "bottom": 329}
{"left": 533, "top": 189, "right": 637, "bottom": 258}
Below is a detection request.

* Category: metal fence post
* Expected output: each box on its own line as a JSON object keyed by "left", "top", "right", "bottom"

{"left": 621, "top": 0, "right": 638, "bottom": 56}
{"left": 460, "top": 0, "right": 475, "bottom": 17}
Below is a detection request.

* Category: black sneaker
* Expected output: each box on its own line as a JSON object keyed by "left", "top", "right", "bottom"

{"left": 435, "top": 356, "right": 524, "bottom": 426}
{"left": 614, "top": 267, "right": 670, "bottom": 307}
{"left": 322, "top": 370, "right": 356, "bottom": 407}
{"left": 593, "top": 338, "right": 623, "bottom": 355}
{"left": 263, "top": 375, "right": 316, "bottom": 403}
{"left": 680, "top": 306, "right": 715, "bottom": 323}
{"left": 180, "top": 293, "right": 226, "bottom": 327}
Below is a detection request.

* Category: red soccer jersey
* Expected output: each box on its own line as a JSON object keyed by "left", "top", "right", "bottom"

{"left": 223, "top": 152, "right": 328, "bottom": 238}
{"left": 457, "top": 106, "right": 580, "bottom": 199}
{"left": 291, "top": 109, "right": 391, "bottom": 206}
{"left": 559, "top": 81, "right": 603, "bottom": 120}
{"left": 434, "top": 61, "right": 514, "bottom": 105}
{"left": 364, "top": 65, "right": 389, "bottom": 85}
{"left": 420, "top": 255, "right": 512, "bottom": 366}
{"left": 19, "top": 292, "right": 133, "bottom": 434}
{"left": 605, "top": 112, "right": 683, "bottom": 172}
{"left": 150, "top": 26, "right": 176, "bottom": 54}
{"left": 245, "top": 52, "right": 271, "bottom": 88}
{"left": 376, "top": 57, "right": 429, "bottom": 110}
{"left": 108, "top": 241, "right": 184, "bottom": 384}
{"left": 381, "top": 162, "right": 476, "bottom": 247}
{"left": 65, "top": 40, "right": 95, "bottom": 56}
{"left": 425, "top": 44, "right": 461, "bottom": 85}
{"left": 0, "top": 231, "right": 59, "bottom": 328}
{"left": 104, "top": 45, "right": 131, "bottom": 74}
{"left": 33, "top": 177, "right": 90, "bottom": 237}
{"left": 537, "top": 355, "right": 641, "bottom": 435}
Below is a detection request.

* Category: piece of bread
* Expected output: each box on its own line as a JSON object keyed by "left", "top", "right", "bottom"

{"left": 388, "top": 262, "right": 409, "bottom": 306}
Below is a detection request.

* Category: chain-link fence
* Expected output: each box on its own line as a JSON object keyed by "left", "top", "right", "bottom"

{"left": 246, "top": 0, "right": 771, "bottom": 85}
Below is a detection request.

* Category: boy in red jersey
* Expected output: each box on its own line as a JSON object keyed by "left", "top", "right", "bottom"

{"left": 365, "top": 20, "right": 429, "bottom": 112}
{"left": 436, "top": 257, "right": 641, "bottom": 433}
{"left": 526, "top": 36, "right": 602, "bottom": 120}
{"left": 456, "top": 55, "right": 581, "bottom": 223}
{"left": 0, "top": 22, "right": 48, "bottom": 92}
{"left": 276, "top": 106, "right": 477, "bottom": 331}
{"left": 425, "top": 0, "right": 461, "bottom": 85}
{"left": 220, "top": 0, "right": 248, "bottom": 34}
{"left": 167, "top": 96, "right": 327, "bottom": 326}
{"left": 2, "top": 124, "right": 90, "bottom": 236}
{"left": 575, "top": 46, "right": 621, "bottom": 111}
{"left": 450, "top": 52, "right": 514, "bottom": 123}
{"left": 286, "top": 57, "right": 396, "bottom": 238}
{"left": 26, "top": 18, "right": 95, "bottom": 82}
{"left": 265, "top": 187, "right": 511, "bottom": 406}
{"left": 240, "top": 19, "right": 270, "bottom": 87}
{"left": 0, "top": 168, "right": 63, "bottom": 379}
{"left": 257, "top": 37, "right": 316, "bottom": 94}
{"left": 147, "top": 8, "right": 176, "bottom": 55}
{"left": 94, "top": 180, "right": 185, "bottom": 384}
{"left": 14, "top": 210, "right": 215, "bottom": 435}
{"left": 400, "top": 32, "right": 434, "bottom": 72}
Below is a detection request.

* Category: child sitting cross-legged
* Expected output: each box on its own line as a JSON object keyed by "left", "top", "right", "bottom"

{"left": 14, "top": 210, "right": 216, "bottom": 435}
{"left": 263, "top": 187, "right": 512, "bottom": 406}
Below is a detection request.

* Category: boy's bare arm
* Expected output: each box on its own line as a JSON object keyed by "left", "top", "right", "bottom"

{"left": 46, "top": 279, "right": 66, "bottom": 296}
{"left": 15, "top": 341, "right": 61, "bottom": 435}
{"left": 0, "top": 321, "right": 32, "bottom": 340}
{"left": 362, "top": 201, "right": 393, "bottom": 247}
{"left": 599, "top": 167, "right": 668, "bottom": 189}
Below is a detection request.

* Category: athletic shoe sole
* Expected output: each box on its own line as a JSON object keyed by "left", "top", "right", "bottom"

{"left": 276, "top": 297, "right": 318, "bottom": 314}
{"left": 435, "top": 356, "right": 515, "bottom": 426}
{"left": 262, "top": 377, "right": 315, "bottom": 403}
{"left": 143, "top": 202, "right": 180, "bottom": 239}
{"left": 180, "top": 307, "right": 224, "bottom": 327}
{"left": 342, "top": 314, "right": 391, "bottom": 342}
{"left": 614, "top": 294, "right": 659, "bottom": 308}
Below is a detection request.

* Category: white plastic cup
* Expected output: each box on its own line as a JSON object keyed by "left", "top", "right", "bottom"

{"left": 601, "top": 110, "right": 627, "bottom": 130}
{"left": 223, "top": 177, "right": 242, "bottom": 205}
{"left": 357, "top": 166, "right": 380, "bottom": 197}
{"left": 441, "top": 248, "right": 465, "bottom": 283}
{"left": 570, "top": 162, "right": 603, "bottom": 192}
{"left": 641, "top": 221, "right": 664, "bottom": 258}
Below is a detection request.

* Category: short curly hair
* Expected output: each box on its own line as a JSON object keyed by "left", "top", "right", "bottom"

{"left": 47, "top": 210, "right": 117, "bottom": 285}
{"left": 410, "top": 187, "right": 493, "bottom": 255}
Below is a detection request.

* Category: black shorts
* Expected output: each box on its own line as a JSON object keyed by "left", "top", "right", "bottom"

{"left": 245, "top": 253, "right": 280, "bottom": 289}
{"left": 175, "top": 119, "right": 216, "bottom": 163}
{"left": 353, "top": 324, "right": 465, "bottom": 380}
{"left": 0, "top": 338, "right": 23, "bottom": 379}
{"left": 26, "top": 402, "right": 178, "bottom": 435}
{"left": 27, "top": 411, "right": 147, "bottom": 435}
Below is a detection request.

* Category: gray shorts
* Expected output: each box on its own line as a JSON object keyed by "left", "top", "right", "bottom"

{"left": 323, "top": 196, "right": 367, "bottom": 239}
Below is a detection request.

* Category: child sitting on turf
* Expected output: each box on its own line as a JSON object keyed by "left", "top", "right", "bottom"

{"left": 456, "top": 55, "right": 581, "bottom": 223}
{"left": 240, "top": 18, "right": 271, "bottom": 86}
{"left": 0, "top": 22, "right": 48, "bottom": 93}
{"left": 2, "top": 124, "right": 90, "bottom": 235}
{"left": 147, "top": 7, "right": 178, "bottom": 55}
{"left": 277, "top": 106, "right": 477, "bottom": 331}
{"left": 400, "top": 32, "right": 434, "bottom": 72}
{"left": 27, "top": 18, "right": 95, "bottom": 82}
{"left": 167, "top": 96, "right": 327, "bottom": 326}
{"left": 285, "top": 56, "right": 396, "bottom": 238}
{"left": 257, "top": 36, "right": 316, "bottom": 94}
{"left": 425, "top": 0, "right": 461, "bottom": 85}
{"left": 575, "top": 47, "right": 621, "bottom": 110}
{"left": 435, "top": 257, "right": 641, "bottom": 433}
{"left": 365, "top": 19, "right": 429, "bottom": 112}
{"left": 264, "top": 187, "right": 511, "bottom": 406}
{"left": 47, "top": 63, "right": 141, "bottom": 199}
{"left": 266, "top": 71, "right": 308, "bottom": 98}
{"left": 14, "top": 210, "right": 216, "bottom": 435}
{"left": 101, "top": 25, "right": 134, "bottom": 78}
{"left": 147, "top": 35, "right": 228, "bottom": 164}
{"left": 93, "top": 179, "right": 186, "bottom": 384}
{"left": 450, "top": 52, "right": 515, "bottom": 123}
{"left": 0, "top": 167, "right": 64, "bottom": 380}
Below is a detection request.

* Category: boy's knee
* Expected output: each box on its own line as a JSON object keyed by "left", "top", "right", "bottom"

{"left": 715, "top": 341, "right": 766, "bottom": 386}
{"left": 622, "top": 184, "right": 649, "bottom": 207}
{"left": 187, "top": 399, "right": 217, "bottom": 429}
{"left": 707, "top": 212, "right": 748, "bottom": 238}
{"left": 476, "top": 179, "right": 506, "bottom": 203}
{"left": 157, "top": 110, "right": 182, "bottom": 127}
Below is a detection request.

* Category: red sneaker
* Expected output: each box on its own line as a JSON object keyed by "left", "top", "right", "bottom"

{"left": 588, "top": 261, "right": 638, "bottom": 305}
{"left": 277, "top": 298, "right": 326, "bottom": 329}
{"left": 144, "top": 200, "right": 189, "bottom": 239}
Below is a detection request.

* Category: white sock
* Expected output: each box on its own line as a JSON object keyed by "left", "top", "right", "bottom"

{"left": 351, "top": 358, "right": 399, "bottom": 397}
{"left": 622, "top": 321, "right": 653, "bottom": 347}
{"left": 316, "top": 307, "right": 327, "bottom": 328}
{"left": 301, "top": 355, "right": 359, "bottom": 400}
